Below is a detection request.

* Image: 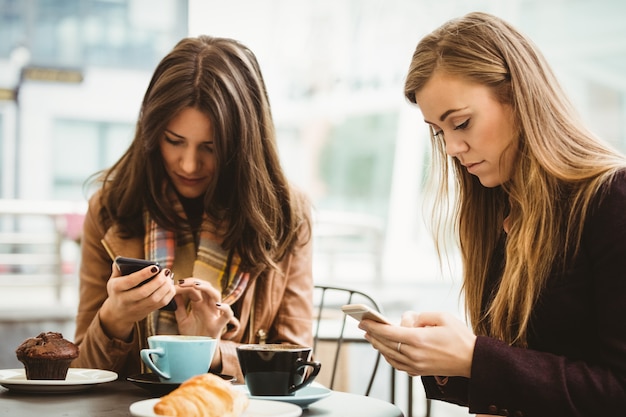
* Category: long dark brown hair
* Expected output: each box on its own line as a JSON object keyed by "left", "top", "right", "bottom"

{"left": 90, "top": 35, "right": 309, "bottom": 273}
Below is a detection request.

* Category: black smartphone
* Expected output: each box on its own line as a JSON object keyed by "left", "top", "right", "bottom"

{"left": 113, "top": 256, "right": 177, "bottom": 311}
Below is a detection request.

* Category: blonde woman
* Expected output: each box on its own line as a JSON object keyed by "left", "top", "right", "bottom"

{"left": 361, "top": 12, "right": 626, "bottom": 416}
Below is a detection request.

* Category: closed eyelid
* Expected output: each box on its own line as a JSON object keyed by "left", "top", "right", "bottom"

{"left": 163, "top": 132, "right": 185, "bottom": 143}
{"left": 454, "top": 119, "right": 470, "bottom": 130}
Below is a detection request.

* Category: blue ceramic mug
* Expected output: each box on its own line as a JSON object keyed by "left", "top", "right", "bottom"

{"left": 140, "top": 335, "right": 217, "bottom": 383}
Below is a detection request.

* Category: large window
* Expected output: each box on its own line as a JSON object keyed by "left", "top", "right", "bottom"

{"left": 1, "top": 0, "right": 625, "bottom": 287}
{"left": 0, "top": 0, "right": 187, "bottom": 69}
{"left": 0, "top": 113, "right": 3, "bottom": 196}
{"left": 318, "top": 112, "right": 397, "bottom": 218}
{"left": 187, "top": 0, "right": 626, "bottom": 285}
{"left": 52, "top": 120, "right": 134, "bottom": 200}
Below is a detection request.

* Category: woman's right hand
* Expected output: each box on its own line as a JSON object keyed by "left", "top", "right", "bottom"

{"left": 99, "top": 263, "right": 176, "bottom": 340}
{"left": 359, "top": 311, "right": 476, "bottom": 378}
{"left": 173, "top": 279, "right": 237, "bottom": 338}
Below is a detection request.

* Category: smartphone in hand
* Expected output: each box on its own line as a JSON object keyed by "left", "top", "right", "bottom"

{"left": 114, "top": 256, "right": 177, "bottom": 311}
{"left": 342, "top": 303, "right": 392, "bottom": 325}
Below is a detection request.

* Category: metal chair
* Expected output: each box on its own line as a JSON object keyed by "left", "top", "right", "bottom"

{"left": 313, "top": 284, "right": 431, "bottom": 417}
{"left": 312, "top": 284, "right": 385, "bottom": 396}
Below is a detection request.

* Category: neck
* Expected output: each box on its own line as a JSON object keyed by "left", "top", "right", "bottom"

{"left": 178, "top": 194, "right": 204, "bottom": 231}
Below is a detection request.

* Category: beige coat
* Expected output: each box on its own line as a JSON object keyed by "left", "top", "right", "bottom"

{"left": 72, "top": 190, "right": 314, "bottom": 382}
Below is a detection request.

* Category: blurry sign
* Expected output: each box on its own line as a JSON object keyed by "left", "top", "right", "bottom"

{"left": 22, "top": 67, "right": 83, "bottom": 83}
{"left": 0, "top": 88, "right": 16, "bottom": 101}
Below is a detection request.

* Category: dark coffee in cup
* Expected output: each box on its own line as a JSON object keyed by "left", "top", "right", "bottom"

{"left": 236, "top": 343, "right": 321, "bottom": 396}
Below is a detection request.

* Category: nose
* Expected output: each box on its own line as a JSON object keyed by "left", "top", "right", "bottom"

{"left": 444, "top": 133, "right": 469, "bottom": 157}
{"left": 180, "top": 148, "right": 201, "bottom": 174}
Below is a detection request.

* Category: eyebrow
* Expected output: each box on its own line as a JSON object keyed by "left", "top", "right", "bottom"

{"left": 424, "top": 107, "right": 468, "bottom": 124}
{"left": 164, "top": 129, "right": 214, "bottom": 145}
{"left": 164, "top": 129, "right": 185, "bottom": 139}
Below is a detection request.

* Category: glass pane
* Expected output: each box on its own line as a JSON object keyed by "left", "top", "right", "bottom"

{"left": 0, "top": 0, "right": 187, "bottom": 69}
{"left": 52, "top": 120, "right": 99, "bottom": 199}
{"left": 0, "top": 113, "right": 3, "bottom": 196}
{"left": 103, "top": 123, "right": 134, "bottom": 165}
{"left": 0, "top": 0, "right": 24, "bottom": 58}
{"left": 317, "top": 112, "right": 397, "bottom": 218}
{"left": 51, "top": 119, "right": 133, "bottom": 199}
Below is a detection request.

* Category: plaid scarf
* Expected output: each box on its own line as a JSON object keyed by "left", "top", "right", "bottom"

{"left": 142, "top": 185, "right": 250, "bottom": 337}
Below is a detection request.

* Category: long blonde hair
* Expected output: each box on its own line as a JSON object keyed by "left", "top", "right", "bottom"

{"left": 404, "top": 12, "right": 626, "bottom": 346}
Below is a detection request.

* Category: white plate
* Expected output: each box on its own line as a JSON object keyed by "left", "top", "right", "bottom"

{"left": 0, "top": 368, "right": 118, "bottom": 393}
{"left": 130, "top": 398, "right": 302, "bottom": 417}
{"left": 234, "top": 385, "right": 331, "bottom": 408}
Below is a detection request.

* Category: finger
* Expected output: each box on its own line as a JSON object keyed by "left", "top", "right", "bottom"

{"left": 173, "top": 292, "right": 191, "bottom": 323}
{"left": 135, "top": 277, "right": 175, "bottom": 309}
{"left": 125, "top": 266, "right": 164, "bottom": 290}
{"left": 222, "top": 316, "right": 241, "bottom": 339}
{"left": 215, "top": 303, "right": 235, "bottom": 323}
{"left": 110, "top": 261, "right": 121, "bottom": 278}
{"left": 173, "top": 293, "right": 185, "bottom": 311}
{"left": 414, "top": 311, "right": 444, "bottom": 327}
{"left": 177, "top": 279, "right": 221, "bottom": 301}
{"left": 176, "top": 284, "right": 203, "bottom": 302}
{"left": 175, "top": 281, "right": 215, "bottom": 305}
{"left": 132, "top": 269, "right": 173, "bottom": 297}
{"left": 365, "top": 332, "right": 399, "bottom": 357}
{"left": 363, "top": 325, "right": 416, "bottom": 367}
{"left": 400, "top": 311, "right": 420, "bottom": 327}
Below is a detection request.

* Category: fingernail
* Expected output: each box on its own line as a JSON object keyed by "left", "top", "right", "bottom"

{"left": 178, "top": 279, "right": 185, "bottom": 285}
{"left": 164, "top": 269, "right": 171, "bottom": 277}
{"left": 216, "top": 303, "right": 222, "bottom": 307}
{"left": 150, "top": 266, "right": 158, "bottom": 273}
{"left": 194, "top": 280, "right": 202, "bottom": 286}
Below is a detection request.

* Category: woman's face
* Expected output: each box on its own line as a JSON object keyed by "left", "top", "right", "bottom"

{"left": 414, "top": 72, "right": 518, "bottom": 187}
{"left": 160, "top": 107, "right": 216, "bottom": 198}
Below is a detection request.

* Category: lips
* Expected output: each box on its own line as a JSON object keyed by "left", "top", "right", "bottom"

{"left": 176, "top": 174, "right": 204, "bottom": 185}
{"left": 464, "top": 161, "right": 483, "bottom": 173}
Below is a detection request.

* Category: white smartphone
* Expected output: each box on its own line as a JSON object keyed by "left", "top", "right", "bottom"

{"left": 342, "top": 303, "right": 392, "bottom": 325}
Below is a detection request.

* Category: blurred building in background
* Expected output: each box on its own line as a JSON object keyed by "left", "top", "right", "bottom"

{"left": 1, "top": 0, "right": 625, "bottom": 306}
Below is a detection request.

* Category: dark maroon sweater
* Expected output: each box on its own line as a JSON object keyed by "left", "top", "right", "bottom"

{"left": 423, "top": 171, "right": 626, "bottom": 416}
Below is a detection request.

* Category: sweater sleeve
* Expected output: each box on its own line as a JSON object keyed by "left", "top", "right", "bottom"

{"left": 71, "top": 194, "right": 141, "bottom": 377}
{"left": 422, "top": 172, "right": 626, "bottom": 416}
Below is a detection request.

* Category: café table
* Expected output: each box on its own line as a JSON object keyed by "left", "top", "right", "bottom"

{"left": 0, "top": 379, "right": 404, "bottom": 417}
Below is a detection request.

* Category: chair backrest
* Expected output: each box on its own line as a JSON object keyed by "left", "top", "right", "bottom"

{"left": 312, "top": 284, "right": 384, "bottom": 396}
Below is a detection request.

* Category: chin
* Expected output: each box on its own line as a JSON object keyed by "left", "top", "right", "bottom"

{"left": 476, "top": 176, "right": 503, "bottom": 188}
{"left": 174, "top": 186, "right": 205, "bottom": 199}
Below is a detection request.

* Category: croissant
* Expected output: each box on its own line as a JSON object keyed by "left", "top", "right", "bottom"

{"left": 154, "top": 373, "right": 249, "bottom": 417}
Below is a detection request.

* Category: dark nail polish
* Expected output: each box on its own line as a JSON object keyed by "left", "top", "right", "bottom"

{"left": 150, "top": 266, "right": 158, "bottom": 273}
{"left": 216, "top": 303, "right": 222, "bottom": 307}
{"left": 178, "top": 279, "right": 185, "bottom": 285}
{"left": 164, "top": 269, "right": 171, "bottom": 277}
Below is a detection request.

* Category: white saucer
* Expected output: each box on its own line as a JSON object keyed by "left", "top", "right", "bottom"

{"left": 0, "top": 368, "right": 118, "bottom": 393}
{"left": 130, "top": 398, "right": 302, "bottom": 417}
{"left": 234, "top": 385, "right": 332, "bottom": 408}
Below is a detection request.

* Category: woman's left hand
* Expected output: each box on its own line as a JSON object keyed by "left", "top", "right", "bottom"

{"left": 359, "top": 311, "right": 477, "bottom": 378}
{"left": 173, "top": 279, "right": 240, "bottom": 339}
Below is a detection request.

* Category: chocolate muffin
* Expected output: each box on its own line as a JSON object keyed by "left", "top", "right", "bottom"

{"left": 15, "top": 332, "right": 79, "bottom": 380}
